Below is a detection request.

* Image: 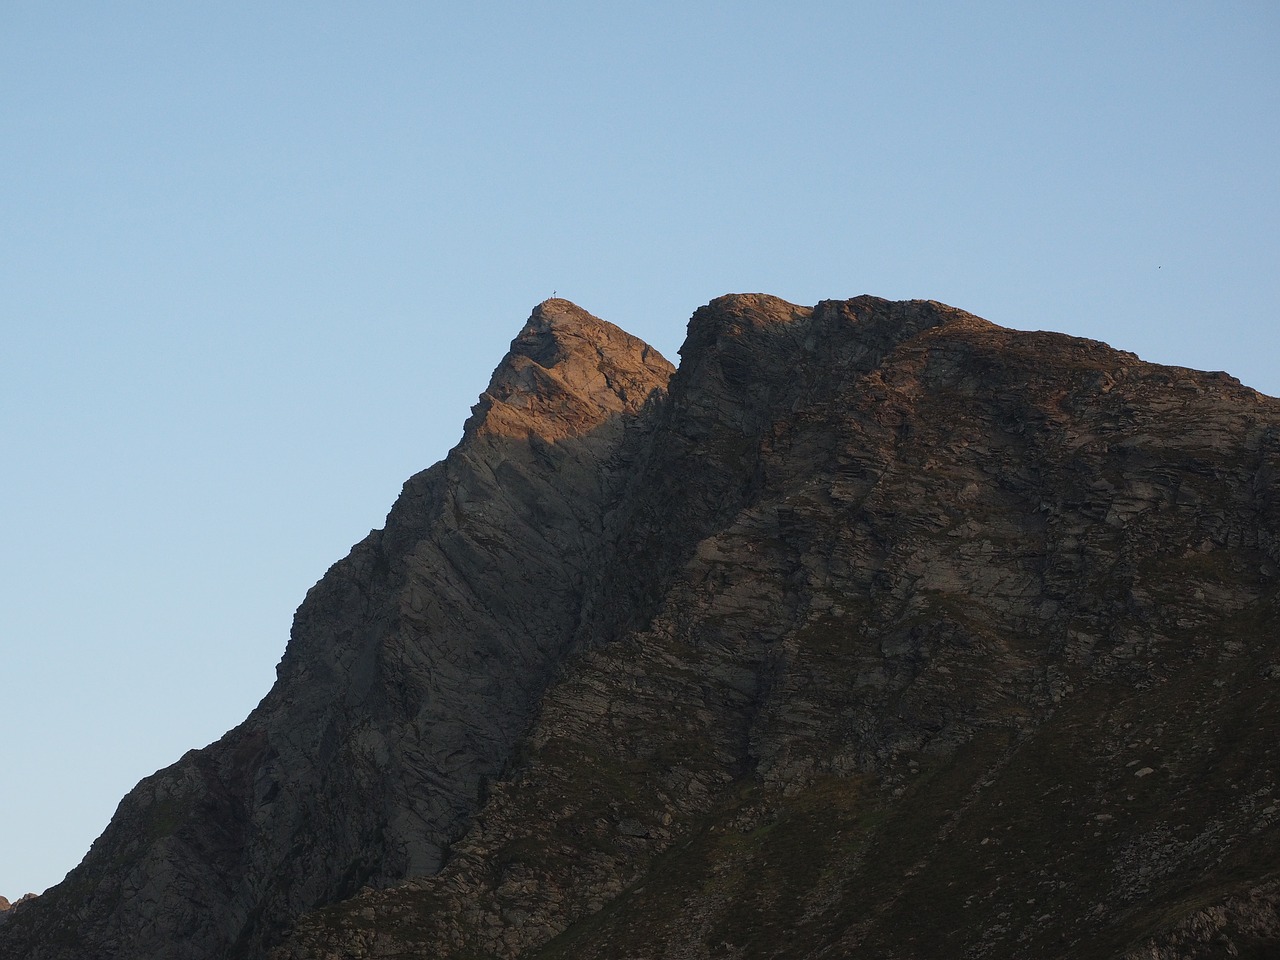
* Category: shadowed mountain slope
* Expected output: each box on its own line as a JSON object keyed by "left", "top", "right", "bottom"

{"left": 4, "top": 294, "right": 1279, "bottom": 960}
{"left": 0, "top": 300, "right": 673, "bottom": 960}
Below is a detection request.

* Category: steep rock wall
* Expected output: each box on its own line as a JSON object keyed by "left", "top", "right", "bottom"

{"left": 6, "top": 293, "right": 1279, "bottom": 960}
{"left": 275, "top": 295, "right": 1280, "bottom": 959}
{"left": 0, "top": 301, "right": 673, "bottom": 960}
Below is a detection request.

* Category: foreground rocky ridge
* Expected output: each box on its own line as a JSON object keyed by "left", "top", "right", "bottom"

{"left": 4, "top": 294, "right": 1278, "bottom": 959}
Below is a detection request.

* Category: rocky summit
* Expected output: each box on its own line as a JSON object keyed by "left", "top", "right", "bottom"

{"left": 3, "top": 294, "right": 1279, "bottom": 960}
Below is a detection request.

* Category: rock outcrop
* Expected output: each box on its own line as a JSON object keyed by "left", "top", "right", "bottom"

{"left": 0, "top": 895, "right": 36, "bottom": 928}
{"left": 4, "top": 294, "right": 1278, "bottom": 959}
{"left": 0, "top": 300, "right": 673, "bottom": 960}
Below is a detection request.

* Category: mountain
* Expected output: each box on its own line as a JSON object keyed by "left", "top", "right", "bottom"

{"left": 3, "top": 294, "right": 1278, "bottom": 960}
{"left": 0, "top": 895, "right": 36, "bottom": 926}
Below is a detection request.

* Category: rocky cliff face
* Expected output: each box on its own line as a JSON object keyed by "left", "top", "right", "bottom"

{"left": 0, "top": 895, "right": 37, "bottom": 929}
{"left": 4, "top": 294, "right": 1278, "bottom": 960}
{"left": 0, "top": 300, "right": 673, "bottom": 960}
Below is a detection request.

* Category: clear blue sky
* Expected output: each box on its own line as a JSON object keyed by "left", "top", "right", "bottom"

{"left": 2, "top": 2, "right": 1276, "bottom": 898}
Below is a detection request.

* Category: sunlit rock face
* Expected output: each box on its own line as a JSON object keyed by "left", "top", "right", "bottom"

{"left": 5, "top": 294, "right": 1280, "bottom": 960}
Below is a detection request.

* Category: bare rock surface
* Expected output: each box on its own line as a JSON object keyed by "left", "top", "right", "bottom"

{"left": 0, "top": 895, "right": 35, "bottom": 929}
{"left": 4, "top": 294, "right": 1279, "bottom": 960}
{"left": 0, "top": 300, "right": 672, "bottom": 960}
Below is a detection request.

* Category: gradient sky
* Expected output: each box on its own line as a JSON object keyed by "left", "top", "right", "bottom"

{"left": 2, "top": 2, "right": 1277, "bottom": 898}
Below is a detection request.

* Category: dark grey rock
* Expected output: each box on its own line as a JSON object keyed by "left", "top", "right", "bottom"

{"left": 7, "top": 293, "right": 1280, "bottom": 960}
{"left": 0, "top": 300, "right": 672, "bottom": 960}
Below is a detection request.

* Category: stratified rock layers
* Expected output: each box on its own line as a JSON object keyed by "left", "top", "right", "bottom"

{"left": 0, "top": 300, "right": 673, "bottom": 960}
{"left": 4, "top": 294, "right": 1279, "bottom": 960}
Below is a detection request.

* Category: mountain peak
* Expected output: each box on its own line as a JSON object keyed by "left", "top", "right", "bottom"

{"left": 6, "top": 293, "right": 1279, "bottom": 960}
{"left": 529, "top": 295, "right": 597, "bottom": 321}
{"left": 463, "top": 301, "right": 673, "bottom": 443}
